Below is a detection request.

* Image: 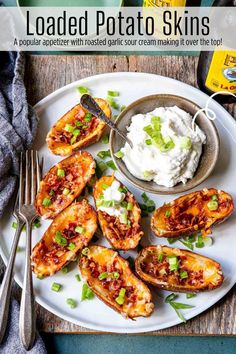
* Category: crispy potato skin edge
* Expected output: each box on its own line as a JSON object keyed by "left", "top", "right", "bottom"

{"left": 135, "top": 245, "right": 224, "bottom": 293}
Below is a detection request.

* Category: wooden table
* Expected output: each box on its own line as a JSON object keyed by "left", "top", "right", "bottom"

{"left": 2, "top": 54, "right": 236, "bottom": 335}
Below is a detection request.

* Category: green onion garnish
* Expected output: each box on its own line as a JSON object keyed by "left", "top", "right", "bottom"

{"left": 66, "top": 298, "right": 77, "bottom": 308}
{"left": 127, "top": 202, "right": 133, "bottom": 211}
{"left": 68, "top": 243, "right": 76, "bottom": 251}
{"left": 121, "top": 201, "right": 128, "bottom": 208}
{"left": 120, "top": 213, "right": 128, "bottom": 225}
{"left": 95, "top": 160, "right": 107, "bottom": 178}
{"left": 115, "top": 288, "right": 126, "bottom": 305}
{"left": 143, "top": 171, "right": 152, "bottom": 178}
{"left": 211, "top": 194, "right": 218, "bottom": 201}
{"left": 207, "top": 200, "right": 218, "bottom": 211}
{"left": 70, "top": 136, "right": 77, "bottom": 145}
{"left": 101, "top": 183, "right": 110, "bottom": 189}
{"left": 57, "top": 168, "right": 65, "bottom": 177}
{"left": 61, "top": 266, "right": 68, "bottom": 274}
{"left": 81, "top": 283, "right": 94, "bottom": 301}
{"left": 186, "top": 293, "right": 197, "bottom": 299}
{"left": 107, "top": 96, "right": 120, "bottom": 110}
{"left": 106, "top": 160, "right": 117, "bottom": 170}
{"left": 97, "top": 150, "right": 111, "bottom": 159}
{"left": 167, "top": 238, "right": 178, "bottom": 245}
{"left": 49, "top": 190, "right": 55, "bottom": 196}
{"left": 168, "top": 256, "right": 179, "bottom": 272}
{"left": 158, "top": 253, "right": 164, "bottom": 262}
{"left": 114, "top": 150, "right": 124, "bottom": 159}
{"left": 75, "top": 274, "right": 81, "bottom": 282}
{"left": 77, "top": 86, "right": 89, "bottom": 95}
{"left": 76, "top": 121, "right": 83, "bottom": 127}
{"left": 98, "top": 272, "right": 108, "bottom": 280}
{"left": 141, "top": 192, "right": 149, "bottom": 203}
{"left": 42, "top": 198, "right": 51, "bottom": 207}
{"left": 107, "top": 90, "right": 119, "bottom": 97}
{"left": 181, "top": 136, "right": 192, "bottom": 150}
{"left": 101, "top": 134, "right": 109, "bottom": 144}
{"left": 180, "top": 271, "right": 188, "bottom": 279}
{"left": 165, "top": 293, "right": 195, "bottom": 322}
{"left": 112, "top": 272, "right": 120, "bottom": 279}
{"left": 33, "top": 218, "right": 41, "bottom": 229}
{"left": 75, "top": 226, "right": 85, "bottom": 234}
{"left": 195, "top": 235, "right": 204, "bottom": 248}
{"left": 145, "top": 139, "right": 152, "bottom": 145}
{"left": 165, "top": 210, "right": 172, "bottom": 218}
{"left": 64, "top": 124, "right": 74, "bottom": 133}
{"left": 81, "top": 247, "right": 90, "bottom": 256}
{"left": 118, "top": 186, "right": 128, "bottom": 193}
{"left": 63, "top": 188, "right": 70, "bottom": 196}
{"left": 72, "top": 128, "right": 80, "bottom": 137}
{"left": 51, "top": 282, "right": 62, "bottom": 292}
{"left": 84, "top": 113, "right": 92, "bottom": 122}
{"left": 12, "top": 221, "right": 18, "bottom": 230}
{"left": 55, "top": 231, "right": 67, "bottom": 246}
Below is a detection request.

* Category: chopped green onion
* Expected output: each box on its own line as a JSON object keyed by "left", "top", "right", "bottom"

{"left": 127, "top": 202, "right": 133, "bottom": 211}
{"left": 141, "top": 192, "right": 149, "bottom": 203}
{"left": 12, "top": 221, "right": 18, "bottom": 230}
{"left": 49, "top": 189, "right": 55, "bottom": 196}
{"left": 98, "top": 272, "right": 108, "bottom": 280}
{"left": 107, "top": 90, "right": 120, "bottom": 97}
{"left": 68, "top": 243, "right": 76, "bottom": 251}
{"left": 95, "top": 160, "right": 107, "bottom": 178}
{"left": 168, "top": 256, "right": 179, "bottom": 271}
{"left": 112, "top": 272, "right": 120, "bottom": 279}
{"left": 107, "top": 96, "right": 120, "bottom": 110}
{"left": 102, "top": 200, "right": 115, "bottom": 207}
{"left": 118, "top": 186, "right": 128, "bottom": 193}
{"left": 121, "top": 201, "right": 128, "bottom": 208}
{"left": 81, "top": 283, "right": 94, "bottom": 301}
{"left": 84, "top": 113, "right": 92, "bottom": 122}
{"left": 42, "top": 198, "right": 51, "bottom": 207}
{"left": 76, "top": 121, "right": 83, "bottom": 127}
{"left": 101, "top": 134, "right": 109, "bottom": 144}
{"left": 66, "top": 298, "right": 77, "bottom": 308}
{"left": 145, "top": 139, "right": 152, "bottom": 145}
{"left": 181, "top": 136, "right": 192, "bottom": 150}
{"left": 61, "top": 266, "right": 68, "bottom": 274}
{"left": 75, "top": 226, "right": 85, "bottom": 234}
{"left": 72, "top": 128, "right": 80, "bottom": 137}
{"left": 143, "top": 171, "right": 152, "bottom": 178}
{"left": 77, "top": 86, "right": 89, "bottom": 95}
{"left": 57, "top": 168, "right": 65, "bottom": 177}
{"left": 114, "top": 150, "right": 124, "bottom": 159}
{"left": 64, "top": 124, "right": 74, "bottom": 133}
{"left": 75, "top": 274, "right": 81, "bottom": 282}
{"left": 180, "top": 271, "right": 188, "bottom": 279}
{"left": 195, "top": 235, "right": 204, "bottom": 248}
{"left": 106, "top": 160, "right": 117, "bottom": 170}
{"left": 55, "top": 231, "right": 67, "bottom": 246}
{"left": 165, "top": 293, "right": 195, "bottom": 323}
{"left": 186, "top": 293, "right": 196, "bottom": 299}
{"left": 165, "top": 293, "right": 178, "bottom": 303}
{"left": 63, "top": 188, "right": 70, "bottom": 196}
{"left": 167, "top": 238, "right": 178, "bottom": 245}
{"left": 70, "top": 136, "right": 77, "bottom": 145}
{"left": 203, "top": 237, "right": 213, "bottom": 247}
{"left": 158, "top": 253, "right": 164, "bottom": 263}
{"left": 165, "top": 210, "right": 172, "bottom": 218}
{"left": 33, "top": 218, "right": 41, "bottom": 229}
{"left": 207, "top": 200, "right": 218, "bottom": 211}
{"left": 81, "top": 247, "right": 90, "bottom": 256}
{"left": 211, "top": 194, "right": 218, "bottom": 201}
{"left": 97, "top": 150, "right": 111, "bottom": 159}
{"left": 51, "top": 282, "right": 62, "bottom": 292}
{"left": 120, "top": 213, "right": 128, "bottom": 225}
{"left": 101, "top": 183, "right": 110, "bottom": 189}
{"left": 115, "top": 288, "right": 126, "bottom": 305}
{"left": 151, "top": 116, "right": 161, "bottom": 129}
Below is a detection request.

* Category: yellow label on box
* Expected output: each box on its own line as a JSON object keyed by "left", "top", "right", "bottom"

{"left": 143, "top": 0, "right": 186, "bottom": 6}
{"left": 205, "top": 51, "right": 236, "bottom": 94}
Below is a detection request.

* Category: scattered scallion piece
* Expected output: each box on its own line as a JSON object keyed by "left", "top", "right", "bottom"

{"left": 33, "top": 218, "right": 41, "bottom": 229}
{"left": 115, "top": 288, "right": 126, "bottom": 305}
{"left": 195, "top": 235, "right": 204, "bottom": 248}
{"left": 101, "top": 134, "right": 109, "bottom": 144}
{"left": 97, "top": 150, "right": 111, "bottom": 159}
{"left": 180, "top": 271, "right": 188, "bottom": 279}
{"left": 61, "top": 266, "right": 68, "bottom": 274}
{"left": 42, "top": 198, "right": 51, "bottom": 207}
{"left": 107, "top": 96, "right": 120, "bottom": 110}
{"left": 180, "top": 136, "right": 192, "bottom": 150}
{"left": 101, "top": 183, "right": 110, "bottom": 189}
{"left": 120, "top": 213, "right": 128, "bottom": 225}
{"left": 158, "top": 253, "right": 164, "bottom": 263}
{"left": 127, "top": 202, "right": 133, "bottom": 211}
{"left": 165, "top": 210, "right": 172, "bottom": 218}
{"left": 75, "top": 226, "right": 85, "bottom": 234}
{"left": 70, "top": 136, "right": 77, "bottom": 145}
{"left": 81, "top": 247, "right": 90, "bottom": 256}
{"left": 63, "top": 188, "right": 70, "bottom": 196}
{"left": 68, "top": 243, "right": 76, "bottom": 251}
{"left": 112, "top": 272, "right": 120, "bottom": 279}
{"left": 76, "top": 121, "right": 83, "bottom": 127}
{"left": 211, "top": 194, "right": 218, "bottom": 201}
{"left": 186, "top": 293, "right": 197, "bottom": 299}
{"left": 143, "top": 171, "right": 152, "bottom": 178}
{"left": 57, "top": 168, "right": 65, "bottom": 177}
{"left": 107, "top": 90, "right": 119, "bottom": 97}
{"left": 106, "top": 160, "right": 117, "bottom": 170}
{"left": 168, "top": 256, "right": 179, "bottom": 271}
{"left": 84, "top": 113, "right": 92, "bottom": 122}
{"left": 75, "top": 274, "right": 81, "bottom": 282}
{"left": 167, "top": 238, "right": 178, "bottom": 245}
{"left": 81, "top": 283, "right": 94, "bottom": 301}
{"left": 12, "top": 221, "right": 18, "bottom": 230}
{"left": 114, "top": 150, "right": 124, "bottom": 159}
{"left": 165, "top": 293, "right": 194, "bottom": 323}
{"left": 98, "top": 272, "right": 108, "bottom": 280}
{"left": 145, "top": 139, "right": 152, "bottom": 145}
{"left": 51, "top": 282, "right": 62, "bottom": 292}
{"left": 77, "top": 86, "right": 89, "bottom": 95}
{"left": 49, "top": 189, "right": 55, "bottom": 196}
{"left": 64, "top": 124, "right": 74, "bottom": 133}
{"left": 207, "top": 200, "right": 218, "bottom": 211}
{"left": 66, "top": 298, "right": 77, "bottom": 308}
{"left": 95, "top": 160, "right": 107, "bottom": 178}
{"left": 118, "top": 186, "right": 128, "bottom": 193}
{"left": 55, "top": 231, "right": 67, "bottom": 246}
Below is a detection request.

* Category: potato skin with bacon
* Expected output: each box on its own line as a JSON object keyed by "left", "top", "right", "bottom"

{"left": 47, "top": 98, "right": 111, "bottom": 156}
{"left": 93, "top": 175, "right": 143, "bottom": 250}
{"left": 32, "top": 200, "right": 97, "bottom": 277}
{"left": 151, "top": 188, "right": 234, "bottom": 238}
{"left": 35, "top": 151, "right": 95, "bottom": 219}
{"left": 79, "top": 245, "right": 154, "bottom": 319}
{"left": 135, "top": 245, "right": 223, "bottom": 293}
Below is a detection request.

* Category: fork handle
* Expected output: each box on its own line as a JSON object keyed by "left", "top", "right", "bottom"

{"left": 19, "top": 221, "right": 36, "bottom": 350}
{"left": 0, "top": 222, "right": 24, "bottom": 343}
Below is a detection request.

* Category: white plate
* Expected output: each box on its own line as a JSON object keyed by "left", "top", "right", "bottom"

{"left": 0, "top": 72, "right": 236, "bottom": 334}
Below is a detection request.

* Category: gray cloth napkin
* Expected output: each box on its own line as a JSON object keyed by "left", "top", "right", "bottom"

{"left": 0, "top": 51, "right": 46, "bottom": 353}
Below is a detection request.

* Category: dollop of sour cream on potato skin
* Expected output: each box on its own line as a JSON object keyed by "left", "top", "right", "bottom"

{"left": 121, "top": 106, "right": 206, "bottom": 188}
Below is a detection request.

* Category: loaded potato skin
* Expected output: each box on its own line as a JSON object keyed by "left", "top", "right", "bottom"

{"left": 79, "top": 245, "right": 154, "bottom": 319}
{"left": 35, "top": 151, "right": 95, "bottom": 219}
{"left": 32, "top": 200, "right": 97, "bottom": 277}
{"left": 151, "top": 188, "right": 234, "bottom": 238}
{"left": 93, "top": 175, "right": 143, "bottom": 250}
{"left": 135, "top": 245, "right": 223, "bottom": 293}
{"left": 46, "top": 98, "right": 111, "bottom": 156}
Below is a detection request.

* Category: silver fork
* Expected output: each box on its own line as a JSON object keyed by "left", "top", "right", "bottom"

{"left": 18, "top": 150, "right": 41, "bottom": 350}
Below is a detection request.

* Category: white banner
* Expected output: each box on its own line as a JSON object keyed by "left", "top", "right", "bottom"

{"left": 0, "top": 6, "right": 235, "bottom": 51}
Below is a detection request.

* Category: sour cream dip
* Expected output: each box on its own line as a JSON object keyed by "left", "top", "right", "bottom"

{"left": 121, "top": 106, "right": 206, "bottom": 188}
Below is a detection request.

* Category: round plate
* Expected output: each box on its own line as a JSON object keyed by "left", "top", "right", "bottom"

{"left": 0, "top": 72, "right": 236, "bottom": 333}
{"left": 110, "top": 94, "right": 220, "bottom": 194}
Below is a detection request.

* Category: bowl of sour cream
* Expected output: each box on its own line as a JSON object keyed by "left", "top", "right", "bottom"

{"left": 110, "top": 94, "right": 219, "bottom": 194}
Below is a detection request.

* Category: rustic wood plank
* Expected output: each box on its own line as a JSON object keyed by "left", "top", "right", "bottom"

{"left": 3, "top": 54, "right": 235, "bottom": 335}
